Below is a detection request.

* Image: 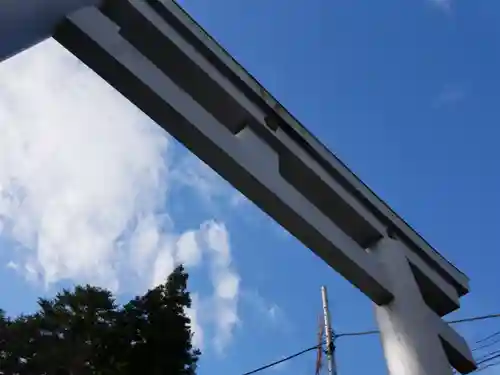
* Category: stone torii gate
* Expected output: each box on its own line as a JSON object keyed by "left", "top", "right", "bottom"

{"left": 0, "top": 1, "right": 477, "bottom": 374}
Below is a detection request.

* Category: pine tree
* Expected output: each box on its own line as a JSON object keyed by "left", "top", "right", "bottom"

{"left": 0, "top": 265, "right": 200, "bottom": 375}
{"left": 120, "top": 265, "right": 200, "bottom": 375}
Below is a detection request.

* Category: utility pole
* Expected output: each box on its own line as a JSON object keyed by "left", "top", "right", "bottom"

{"left": 321, "top": 286, "right": 337, "bottom": 375}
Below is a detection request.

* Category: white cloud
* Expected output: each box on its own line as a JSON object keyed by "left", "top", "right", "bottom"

{"left": 176, "top": 230, "right": 202, "bottom": 267}
{"left": 429, "top": 0, "right": 453, "bottom": 12}
{"left": 200, "top": 221, "right": 240, "bottom": 352}
{"left": 215, "top": 272, "right": 239, "bottom": 300}
{"left": 186, "top": 293, "right": 204, "bottom": 350}
{"left": 203, "top": 221, "right": 231, "bottom": 266}
{"left": 0, "top": 39, "right": 240, "bottom": 352}
{"left": 129, "top": 216, "right": 167, "bottom": 279}
{"left": 268, "top": 304, "right": 281, "bottom": 321}
{"left": 150, "top": 243, "right": 176, "bottom": 288}
{"left": 148, "top": 221, "right": 240, "bottom": 352}
{"left": 0, "top": 39, "right": 169, "bottom": 290}
{"left": 6, "top": 261, "right": 18, "bottom": 271}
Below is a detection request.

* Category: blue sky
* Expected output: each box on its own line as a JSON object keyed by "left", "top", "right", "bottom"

{"left": 1, "top": 0, "right": 500, "bottom": 374}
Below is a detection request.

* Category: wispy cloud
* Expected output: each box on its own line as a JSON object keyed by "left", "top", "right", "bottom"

{"left": 171, "top": 154, "right": 247, "bottom": 209}
{"left": 433, "top": 85, "right": 466, "bottom": 108}
{"left": 242, "top": 289, "right": 291, "bottom": 333}
{"left": 201, "top": 220, "right": 240, "bottom": 352}
{"left": 428, "top": 0, "right": 453, "bottom": 12}
{"left": 0, "top": 39, "right": 240, "bottom": 352}
{"left": 148, "top": 220, "right": 240, "bottom": 352}
{"left": 186, "top": 293, "right": 204, "bottom": 349}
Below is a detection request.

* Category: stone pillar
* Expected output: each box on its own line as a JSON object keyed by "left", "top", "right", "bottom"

{"left": 372, "top": 236, "right": 453, "bottom": 375}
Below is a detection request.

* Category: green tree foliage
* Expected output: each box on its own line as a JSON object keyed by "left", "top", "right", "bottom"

{"left": 0, "top": 265, "right": 200, "bottom": 375}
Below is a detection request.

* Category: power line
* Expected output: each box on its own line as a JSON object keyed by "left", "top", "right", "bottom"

{"left": 452, "top": 314, "right": 500, "bottom": 326}
{"left": 476, "top": 330, "right": 500, "bottom": 344}
{"left": 336, "top": 330, "right": 378, "bottom": 338}
{"left": 336, "top": 313, "right": 500, "bottom": 339}
{"left": 476, "top": 350, "right": 500, "bottom": 363}
{"left": 473, "top": 337, "right": 500, "bottom": 352}
{"left": 477, "top": 353, "right": 500, "bottom": 366}
{"left": 241, "top": 343, "right": 323, "bottom": 375}
{"left": 475, "top": 362, "right": 500, "bottom": 373}
{"left": 240, "top": 312, "right": 500, "bottom": 375}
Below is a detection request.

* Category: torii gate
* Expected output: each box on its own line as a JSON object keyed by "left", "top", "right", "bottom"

{"left": 0, "top": 1, "right": 477, "bottom": 374}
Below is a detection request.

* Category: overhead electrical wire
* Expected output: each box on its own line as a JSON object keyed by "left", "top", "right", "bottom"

{"left": 473, "top": 337, "right": 500, "bottom": 352}
{"left": 450, "top": 314, "right": 500, "bottom": 326}
{"left": 476, "top": 353, "right": 500, "bottom": 367}
{"left": 470, "top": 326, "right": 500, "bottom": 372}
{"left": 471, "top": 333, "right": 500, "bottom": 373}
{"left": 337, "top": 313, "right": 500, "bottom": 339}
{"left": 476, "top": 350, "right": 500, "bottom": 363}
{"left": 239, "top": 312, "right": 500, "bottom": 375}
{"left": 476, "top": 330, "right": 500, "bottom": 344}
{"left": 474, "top": 361, "right": 500, "bottom": 373}
{"left": 241, "top": 343, "right": 323, "bottom": 375}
